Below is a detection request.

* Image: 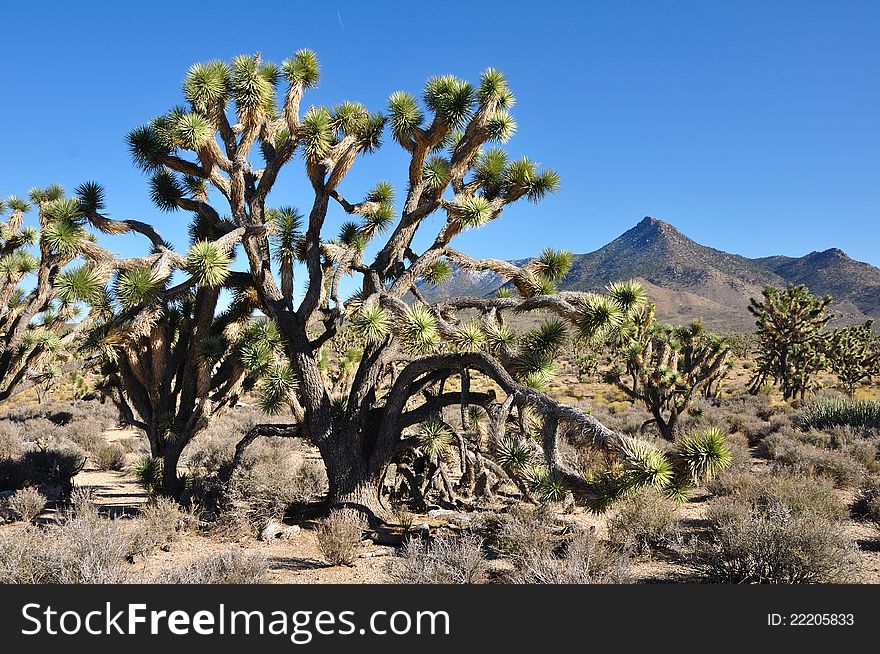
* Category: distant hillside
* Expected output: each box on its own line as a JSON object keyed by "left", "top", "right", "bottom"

{"left": 417, "top": 216, "right": 880, "bottom": 331}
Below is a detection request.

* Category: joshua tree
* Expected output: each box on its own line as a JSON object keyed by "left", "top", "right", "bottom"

{"left": 121, "top": 51, "right": 730, "bottom": 517}
{"left": 827, "top": 319, "right": 880, "bottom": 397}
{"left": 0, "top": 187, "right": 105, "bottom": 401}
{"left": 748, "top": 284, "right": 832, "bottom": 400}
{"left": 63, "top": 183, "right": 291, "bottom": 497}
{"left": 579, "top": 280, "right": 730, "bottom": 440}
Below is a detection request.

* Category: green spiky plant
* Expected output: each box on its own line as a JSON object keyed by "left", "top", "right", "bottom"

{"left": 748, "top": 284, "right": 833, "bottom": 400}
{"left": 583, "top": 427, "right": 733, "bottom": 511}
{"left": 581, "top": 280, "right": 730, "bottom": 440}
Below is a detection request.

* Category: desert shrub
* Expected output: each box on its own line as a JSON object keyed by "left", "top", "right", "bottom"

{"left": 91, "top": 441, "right": 127, "bottom": 471}
{"left": 65, "top": 417, "right": 107, "bottom": 453}
{"left": 706, "top": 470, "right": 845, "bottom": 519}
{"left": 841, "top": 440, "right": 880, "bottom": 474}
{"left": 156, "top": 550, "right": 268, "bottom": 584}
{"left": 185, "top": 418, "right": 327, "bottom": 529}
{"left": 693, "top": 474, "right": 857, "bottom": 583}
{"left": 508, "top": 529, "right": 630, "bottom": 584}
{"left": 588, "top": 402, "right": 651, "bottom": 437}
{"left": 608, "top": 488, "right": 679, "bottom": 554}
{"left": 763, "top": 433, "right": 864, "bottom": 487}
{"left": 0, "top": 423, "right": 22, "bottom": 459}
{"left": 722, "top": 432, "right": 752, "bottom": 473}
{"left": 745, "top": 417, "right": 788, "bottom": 444}
{"left": 493, "top": 504, "right": 557, "bottom": 559}
{"left": 0, "top": 527, "right": 54, "bottom": 583}
{"left": 390, "top": 534, "right": 489, "bottom": 584}
{"left": 7, "top": 487, "right": 47, "bottom": 522}
{"left": 129, "top": 497, "right": 183, "bottom": 557}
{"left": 0, "top": 510, "right": 134, "bottom": 584}
{"left": 316, "top": 509, "right": 365, "bottom": 566}
{"left": 796, "top": 398, "right": 880, "bottom": 431}
{"left": 226, "top": 449, "right": 327, "bottom": 530}
{"left": 19, "top": 448, "right": 86, "bottom": 498}
{"left": 853, "top": 476, "right": 880, "bottom": 529}
{"left": 53, "top": 512, "right": 134, "bottom": 583}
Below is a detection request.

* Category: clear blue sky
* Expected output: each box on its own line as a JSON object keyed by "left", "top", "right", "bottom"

{"left": 2, "top": 0, "right": 878, "bottom": 271}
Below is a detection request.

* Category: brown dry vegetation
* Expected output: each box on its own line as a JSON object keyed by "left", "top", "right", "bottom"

{"left": 1, "top": 341, "right": 879, "bottom": 585}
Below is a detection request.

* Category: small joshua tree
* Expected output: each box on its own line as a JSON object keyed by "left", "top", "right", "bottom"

{"left": 827, "top": 320, "right": 880, "bottom": 397}
{"left": 748, "top": 284, "right": 832, "bottom": 400}
{"left": 580, "top": 280, "right": 730, "bottom": 440}
{"left": 0, "top": 187, "right": 101, "bottom": 401}
{"left": 70, "top": 184, "right": 294, "bottom": 497}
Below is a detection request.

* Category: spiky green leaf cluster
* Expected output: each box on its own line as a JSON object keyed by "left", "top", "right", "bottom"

{"left": 451, "top": 320, "right": 485, "bottom": 352}
{"left": 674, "top": 427, "right": 733, "bottom": 482}
{"left": 417, "top": 421, "right": 453, "bottom": 459}
{"left": 231, "top": 54, "right": 277, "bottom": 116}
{"left": 269, "top": 206, "right": 303, "bottom": 262}
{"left": 484, "top": 321, "right": 516, "bottom": 355}
{"left": 115, "top": 268, "right": 164, "bottom": 309}
{"left": 398, "top": 305, "right": 439, "bottom": 354}
{"left": 619, "top": 437, "right": 674, "bottom": 489}
{"left": 451, "top": 195, "right": 492, "bottom": 230}
{"left": 495, "top": 436, "right": 532, "bottom": 471}
{"left": 183, "top": 59, "right": 230, "bottom": 115}
{"left": 353, "top": 306, "right": 390, "bottom": 344}
{"left": 258, "top": 362, "right": 297, "bottom": 415}
{"left": 56, "top": 265, "right": 104, "bottom": 304}
{"left": 422, "top": 259, "right": 453, "bottom": 286}
{"left": 423, "top": 75, "right": 475, "bottom": 128}
{"left": 0, "top": 251, "right": 38, "bottom": 277}
{"left": 282, "top": 49, "right": 320, "bottom": 88}
{"left": 525, "top": 467, "right": 568, "bottom": 503}
{"left": 187, "top": 241, "right": 232, "bottom": 286}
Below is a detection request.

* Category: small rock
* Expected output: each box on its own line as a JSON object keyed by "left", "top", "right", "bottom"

{"left": 260, "top": 520, "right": 301, "bottom": 541}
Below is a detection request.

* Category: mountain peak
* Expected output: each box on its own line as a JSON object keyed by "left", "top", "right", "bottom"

{"left": 418, "top": 217, "right": 880, "bottom": 330}
{"left": 633, "top": 215, "right": 679, "bottom": 233}
{"left": 623, "top": 216, "right": 684, "bottom": 246}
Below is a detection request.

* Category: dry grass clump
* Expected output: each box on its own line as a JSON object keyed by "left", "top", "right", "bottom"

{"left": 316, "top": 509, "right": 365, "bottom": 566}
{"left": 0, "top": 510, "right": 134, "bottom": 584}
{"left": 693, "top": 473, "right": 857, "bottom": 583}
{"left": 184, "top": 413, "right": 327, "bottom": 532}
{"left": 156, "top": 550, "right": 268, "bottom": 584}
{"left": 493, "top": 504, "right": 558, "bottom": 559}
{"left": 90, "top": 441, "right": 127, "bottom": 471}
{"left": 608, "top": 488, "right": 680, "bottom": 555}
{"left": 853, "top": 475, "right": 880, "bottom": 530}
{"left": 763, "top": 431, "right": 865, "bottom": 488}
{"left": 0, "top": 422, "right": 23, "bottom": 459}
{"left": 7, "top": 487, "right": 46, "bottom": 522}
{"left": 390, "top": 534, "right": 489, "bottom": 584}
{"left": 226, "top": 456, "right": 327, "bottom": 532}
{"left": 508, "top": 529, "right": 630, "bottom": 584}
{"left": 707, "top": 470, "right": 845, "bottom": 520}
{"left": 129, "top": 497, "right": 183, "bottom": 557}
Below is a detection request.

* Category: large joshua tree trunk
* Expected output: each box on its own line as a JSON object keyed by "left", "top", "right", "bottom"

{"left": 321, "top": 434, "right": 385, "bottom": 516}
{"left": 158, "top": 437, "right": 187, "bottom": 498}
